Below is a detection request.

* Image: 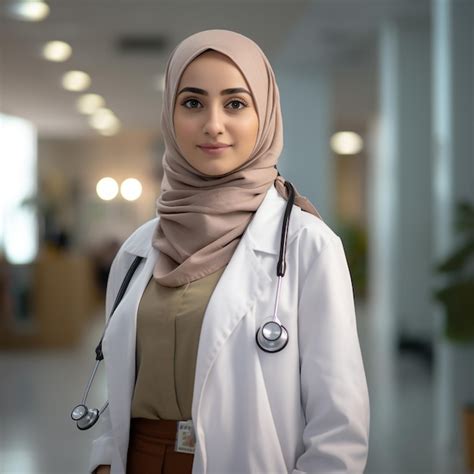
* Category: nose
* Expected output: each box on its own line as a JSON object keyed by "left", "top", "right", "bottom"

{"left": 202, "top": 105, "right": 224, "bottom": 137}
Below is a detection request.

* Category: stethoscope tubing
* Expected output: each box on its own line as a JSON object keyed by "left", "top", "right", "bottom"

{"left": 81, "top": 360, "right": 100, "bottom": 404}
{"left": 272, "top": 275, "right": 283, "bottom": 325}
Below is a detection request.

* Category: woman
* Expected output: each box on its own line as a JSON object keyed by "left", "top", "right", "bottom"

{"left": 90, "top": 29, "right": 369, "bottom": 474}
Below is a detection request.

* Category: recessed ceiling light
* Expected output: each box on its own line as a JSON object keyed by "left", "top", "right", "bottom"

{"left": 89, "top": 108, "right": 119, "bottom": 131}
{"left": 330, "top": 131, "right": 364, "bottom": 155}
{"left": 96, "top": 177, "right": 118, "bottom": 201}
{"left": 42, "top": 41, "right": 72, "bottom": 62}
{"left": 121, "top": 178, "right": 142, "bottom": 201}
{"left": 62, "top": 70, "right": 91, "bottom": 92}
{"left": 8, "top": 1, "right": 50, "bottom": 21}
{"left": 77, "top": 94, "right": 105, "bottom": 114}
{"left": 98, "top": 122, "right": 121, "bottom": 136}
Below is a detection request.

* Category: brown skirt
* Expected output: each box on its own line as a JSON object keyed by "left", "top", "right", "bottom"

{"left": 127, "top": 418, "right": 194, "bottom": 474}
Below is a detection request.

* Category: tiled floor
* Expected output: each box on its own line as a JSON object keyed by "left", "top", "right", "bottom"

{"left": 0, "top": 313, "right": 107, "bottom": 474}
{"left": 0, "top": 303, "right": 467, "bottom": 474}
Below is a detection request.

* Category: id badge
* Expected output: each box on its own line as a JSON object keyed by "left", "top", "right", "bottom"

{"left": 175, "top": 420, "right": 196, "bottom": 454}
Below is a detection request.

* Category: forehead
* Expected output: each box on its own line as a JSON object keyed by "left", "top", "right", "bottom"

{"left": 178, "top": 50, "right": 249, "bottom": 88}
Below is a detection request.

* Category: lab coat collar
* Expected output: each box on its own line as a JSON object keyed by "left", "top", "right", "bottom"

{"left": 246, "top": 182, "right": 302, "bottom": 255}
{"left": 121, "top": 219, "right": 158, "bottom": 258}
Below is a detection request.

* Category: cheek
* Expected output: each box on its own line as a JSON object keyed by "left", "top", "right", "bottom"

{"left": 174, "top": 114, "right": 197, "bottom": 145}
{"left": 239, "top": 114, "right": 259, "bottom": 144}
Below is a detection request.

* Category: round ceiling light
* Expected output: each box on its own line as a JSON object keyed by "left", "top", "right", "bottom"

{"left": 96, "top": 177, "right": 119, "bottom": 201}
{"left": 8, "top": 1, "right": 50, "bottom": 21}
{"left": 330, "top": 131, "right": 364, "bottom": 155}
{"left": 42, "top": 41, "right": 72, "bottom": 62}
{"left": 62, "top": 70, "right": 91, "bottom": 92}
{"left": 121, "top": 178, "right": 143, "bottom": 201}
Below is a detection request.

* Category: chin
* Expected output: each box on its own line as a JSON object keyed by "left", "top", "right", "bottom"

{"left": 203, "top": 168, "right": 231, "bottom": 177}
{"left": 201, "top": 165, "right": 237, "bottom": 178}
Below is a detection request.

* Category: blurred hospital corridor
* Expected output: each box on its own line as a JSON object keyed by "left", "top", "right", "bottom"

{"left": 1, "top": 0, "right": 474, "bottom": 473}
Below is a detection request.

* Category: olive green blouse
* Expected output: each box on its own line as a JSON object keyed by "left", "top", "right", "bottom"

{"left": 131, "top": 265, "right": 227, "bottom": 420}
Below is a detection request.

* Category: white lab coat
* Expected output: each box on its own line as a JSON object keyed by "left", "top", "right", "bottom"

{"left": 88, "top": 184, "right": 370, "bottom": 474}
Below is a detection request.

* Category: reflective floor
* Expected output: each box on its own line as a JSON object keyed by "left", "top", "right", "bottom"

{"left": 0, "top": 303, "right": 466, "bottom": 474}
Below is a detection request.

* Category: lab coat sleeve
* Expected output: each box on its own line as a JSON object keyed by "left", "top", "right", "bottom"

{"left": 88, "top": 406, "right": 114, "bottom": 473}
{"left": 292, "top": 235, "right": 370, "bottom": 473}
{"left": 87, "top": 250, "right": 125, "bottom": 473}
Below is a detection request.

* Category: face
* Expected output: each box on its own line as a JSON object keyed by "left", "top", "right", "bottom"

{"left": 173, "top": 50, "right": 259, "bottom": 177}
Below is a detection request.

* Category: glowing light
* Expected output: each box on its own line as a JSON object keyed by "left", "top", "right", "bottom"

{"left": 98, "top": 122, "right": 121, "bottom": 136}
{"left": 76, "top": 94, "right": 105, "bottom": 114}
{"left": 42, "top": 41, "right": 72, "bottom": 62}
{"left": 96, "top": 177, "right": 118, "bottom": 201}
{"left": 62, "top": 70, "right": 91, "bottom": 92}
{"left": 120, "top": 178, "right": 142, "bottom": 201}
{"left": 330, "top": 131, "right": 364, "bottom": 155}
{"left": 0, "top": 113, "right": 38, "bottom": 264}
{"left": 89, "top": 108, "right": 119, "bottom": 131}
{"left": 8, "top": 1, "right": 50, "bottom": 21}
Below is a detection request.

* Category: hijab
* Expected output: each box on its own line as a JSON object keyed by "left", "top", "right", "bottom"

{"left": 152, "top": 29, "right": 320, "bottom": 287}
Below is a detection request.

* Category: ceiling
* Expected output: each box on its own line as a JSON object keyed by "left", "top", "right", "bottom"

{"left": 0, "top": 0, "right": 430, "bottom": 138}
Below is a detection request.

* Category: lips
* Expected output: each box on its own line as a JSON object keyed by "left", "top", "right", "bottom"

{"left": 200, "top": 146, "right": 229, "bottom": 149}
{"left": 198, "top": 143, "right": 231, "bottom": 149}
{"left": 197, "top": 144, "right": 231, "bottom": 155}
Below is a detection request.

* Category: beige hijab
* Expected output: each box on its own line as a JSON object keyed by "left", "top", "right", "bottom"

{"left": 152, "top": 29, "right": 320, "bottom": 287}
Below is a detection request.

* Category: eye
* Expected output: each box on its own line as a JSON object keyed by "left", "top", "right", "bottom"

{"left": 182, "top": 98, "right": 202, "bottom": 109}
{"left": 226, "top": 99, "right": 247, "bottom": 110}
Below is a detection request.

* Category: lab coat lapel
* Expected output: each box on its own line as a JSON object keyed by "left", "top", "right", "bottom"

{"left": 191, "top": 232, "right": 272, "bottom": 421}
{"left": 102, "top": 247, "right": 157, "bottom": 469}
{"left": 191, "top": 184, "right": 300, "bottom": 425}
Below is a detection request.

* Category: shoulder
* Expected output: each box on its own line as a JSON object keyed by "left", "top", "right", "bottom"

{"left": 105, "top": 217, "right": 159, "bottom": 312}
{"left": 294, "top": 211, "right": 351, "bottom": 291}
{"left": 296, "top": 210, "right": 343, "bottom": 256}
{"left": 109, "top": 217, "right": 159, "bottom": 278}
{"left": 119, "top": 217, "right": 160, "bottom": 257}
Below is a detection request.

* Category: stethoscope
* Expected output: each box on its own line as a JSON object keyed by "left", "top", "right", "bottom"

{"left": 71, "top": 180, "right": 295, "bottom": 430}
{"left": 255, "top": 179, "right": 294, "bottom": 353}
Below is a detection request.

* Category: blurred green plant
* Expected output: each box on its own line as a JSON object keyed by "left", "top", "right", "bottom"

{"left": 336, "top": 222, "right": 368, "bottom": 299}
{"left": 434, "top": 201, "right": 474, "bottom": 343}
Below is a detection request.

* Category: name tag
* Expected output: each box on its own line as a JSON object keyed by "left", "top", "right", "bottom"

{"left": 175, "top": 420, "right": 196, "bottom": 454}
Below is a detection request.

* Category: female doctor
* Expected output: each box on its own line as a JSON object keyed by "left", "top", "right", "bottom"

{"left": 89, "top": 29, "right": 370, "bottom": 474}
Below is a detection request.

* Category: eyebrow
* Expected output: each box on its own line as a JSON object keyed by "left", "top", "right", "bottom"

{"left": 177, "top": 86, "right": 252, "bottom": 97}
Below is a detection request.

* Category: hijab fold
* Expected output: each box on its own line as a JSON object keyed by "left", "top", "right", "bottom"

{"left": 152, "top": 29, "right": 320, "bottom": 288}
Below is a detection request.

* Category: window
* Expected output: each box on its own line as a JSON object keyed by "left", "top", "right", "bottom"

{"left": 0, "top": 113, "right": 38, "bottom": 264}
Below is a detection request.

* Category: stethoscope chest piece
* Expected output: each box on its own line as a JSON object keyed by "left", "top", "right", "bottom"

{"left": 256, "top": 319, "right": 289, "bottom": 353}
{"left": 71, "top": 404, "right": 87, "bottom": 421}
{"left": 71, "top": 405, "right": 100, "bottom": 430}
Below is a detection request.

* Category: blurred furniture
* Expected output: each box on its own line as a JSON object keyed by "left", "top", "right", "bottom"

{"left": 0, "top": 250, "right": 98, "bottom": 349}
